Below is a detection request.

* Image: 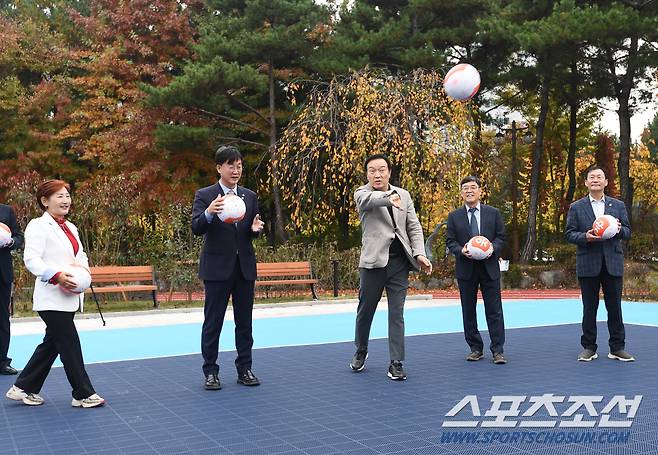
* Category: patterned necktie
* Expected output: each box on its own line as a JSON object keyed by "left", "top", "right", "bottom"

{"left": 469, "top": 207, "right": 479, "bottom": 236}
{"left": 226, "top": 189, "right": 238, "bottom": 228}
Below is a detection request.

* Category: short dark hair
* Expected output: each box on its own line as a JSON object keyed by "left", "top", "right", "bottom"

{"left": 36, "top": 179, "right": 71, "bottom": 211}
{"left": 364, "top": 154, "right": 391, "bottom": 171}
{"left": 215, "top": 145, "right": 242, "bottom": 165}
{"left": 585, "top": 165, "right": 607, "bottom": 179}
{"left": 460, "top": 176, "right": 481, "bottom": 187}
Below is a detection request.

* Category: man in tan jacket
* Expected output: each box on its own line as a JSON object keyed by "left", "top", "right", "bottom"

{"left": 350, "top": 154, "right": 432, "bottom": 380}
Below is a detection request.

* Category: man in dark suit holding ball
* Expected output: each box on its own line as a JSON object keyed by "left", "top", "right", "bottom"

{"left": 192, "top": 145, "right": 265, "bottom": 390}
{"left": 565, "top": 166, "right": 633, "bottom": 362}
{"left": 0, "top": 203, "right": 24, "bottom": 375}
{"left": 446, "top": 176, "right": 507, "bottom": 364}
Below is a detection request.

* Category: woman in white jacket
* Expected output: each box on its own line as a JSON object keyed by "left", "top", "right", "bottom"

{"left": 5, "top": 180, "right": 104, "bottom": 408}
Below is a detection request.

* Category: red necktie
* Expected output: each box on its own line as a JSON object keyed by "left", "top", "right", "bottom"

{"left": 55, "top": 217, "right": 79, "bottom": 255}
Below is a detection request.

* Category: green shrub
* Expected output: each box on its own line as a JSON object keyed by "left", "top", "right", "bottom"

{"left": 505, "top": 264, "right": 523, "bottom": 288}
{"left": 543, "top": 243, "right": 577, "bottom": 267}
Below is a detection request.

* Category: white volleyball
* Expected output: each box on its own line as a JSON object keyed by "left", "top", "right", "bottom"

{"left": 467, "top": 235, "right": 494, "bottom": 260}
{"left": 60, "top": 264, "right": 92, "bottom": 294}
{"left": 218, "top": 194, "right": 246, "bottom": 224}
{"left": 443, "top": 63, "right": 481, "bottom": 101}
{"left": 592, "top": 214, "right": 619, "bottom": 240}
{"left": 0, "top": 222, "right": 11, "bottom": 246}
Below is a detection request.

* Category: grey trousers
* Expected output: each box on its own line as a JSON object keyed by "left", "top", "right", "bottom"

{"left": 354, "top": 254, "right": 410, "bottom": 361}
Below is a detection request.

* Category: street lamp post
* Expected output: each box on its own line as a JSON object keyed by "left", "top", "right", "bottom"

{"left": 495, "top": 120, "right": 533, "bottom": 263}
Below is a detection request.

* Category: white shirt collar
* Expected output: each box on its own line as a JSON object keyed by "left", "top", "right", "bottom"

{"left": 465, "top": 202, "right": 481, "bottom": 212}
{"left": 589, "top": 194, "right": 605, "bottom": 203}
{"left": 219, "top": 181, "right": 237, "bottom": 195}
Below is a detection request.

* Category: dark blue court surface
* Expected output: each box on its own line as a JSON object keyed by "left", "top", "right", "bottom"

{"left": 1, "top": 322, "right": 656, "bottom": 455}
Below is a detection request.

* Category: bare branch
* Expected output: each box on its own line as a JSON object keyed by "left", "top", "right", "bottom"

{"left": 226, "top": 94, "right": 270, "bottom": 125}
{"left": 191, "top": 107, "right": 269, "bottom": 136}
{"left": 214, "top": 136, "right": 268, "bottom": 149}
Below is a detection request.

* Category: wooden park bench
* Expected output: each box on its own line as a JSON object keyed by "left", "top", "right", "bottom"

{"left": 256, "top": 261, "right": 318, "bottom": 300}
{"left": 87, "top": 265, "right": 158, "bottom": 308}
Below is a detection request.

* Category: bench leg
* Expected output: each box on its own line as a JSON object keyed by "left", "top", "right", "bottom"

{"left": 152, "top": 290, "right": 159, "bottom": 308}
{"left": 310, "top": 283, "right": 318, "bottom": 301}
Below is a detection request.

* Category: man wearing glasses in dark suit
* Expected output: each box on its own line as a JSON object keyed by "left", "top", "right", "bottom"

{"left": 446, "top": 176, "right": 507, "bottom": 365}
{"left": 192, "top": 145, "right": 265, "bottom": 390}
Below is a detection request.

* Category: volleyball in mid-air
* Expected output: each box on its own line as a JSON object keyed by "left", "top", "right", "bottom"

{"left": 218, "top": 194, "right": 246, "bottom": 224}
{"left": 592, "top": 215, "right": 619, "bottom": 240}
{"left": 60, "top": 264, "right": 92, "bottom": 294}
{"left": 467, "top": 235, "right": 493, "bottom": 260}
{"left": 0, "top": 222, "right": 11, "bottom": 246}
{"left": 443, "top": 63, "right": 481, "bottom": 100}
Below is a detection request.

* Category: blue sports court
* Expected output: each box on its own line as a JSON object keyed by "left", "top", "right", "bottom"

{"left": 1, "top": 298, "right": 656, "bottom": 455}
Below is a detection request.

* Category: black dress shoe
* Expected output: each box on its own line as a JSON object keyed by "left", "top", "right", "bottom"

{"left": 0, "top": 365, "right": 17, "bottom": 375}
{"left": 204, "top": 374, "right": 221, "bottom": 390}
{"left": 237, "top": 369, "right": 260, "bottom": 386}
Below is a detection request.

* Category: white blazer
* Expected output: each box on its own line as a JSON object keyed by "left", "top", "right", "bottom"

{"left": 23, "top": 212, "right": 89, "bottom": 312}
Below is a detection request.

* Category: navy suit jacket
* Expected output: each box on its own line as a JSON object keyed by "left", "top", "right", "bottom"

{"left": 191, "top": 183, "right": 259, "bottom": 281}
{"left": 565, "top": 195, "right": 630, "bottom": 278}
{"left": 0, "top": 204, "right": 24, "bottom": 284}
{"left": 446, "top": 204, "right": 506, "bottom": 281}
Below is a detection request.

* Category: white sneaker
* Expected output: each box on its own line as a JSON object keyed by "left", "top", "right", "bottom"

{"left": 72, "top": 393, "right": 105, "bottom": 408}
{"left": 23, "top": 393, "right": 45, "bottom": 406}
{"left": 6, "top": 385, "right": 27, "bottom": 401}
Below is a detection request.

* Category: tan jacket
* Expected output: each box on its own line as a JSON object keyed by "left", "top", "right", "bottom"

{"left": 354, "top": 184, "right": 426, "bottom": 270}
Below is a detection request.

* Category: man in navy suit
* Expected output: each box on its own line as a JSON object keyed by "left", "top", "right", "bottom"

{"left": 446, "top": 176, "right": 507, "bottom": 364}
{"left": 192, "top": 145, "right": 265, "bottom": 390}
{"left": 565, "top": 166, "right": 634, "bottom": 362}
{"left": 0, "top": 203, "right": 24, "bottom": 375}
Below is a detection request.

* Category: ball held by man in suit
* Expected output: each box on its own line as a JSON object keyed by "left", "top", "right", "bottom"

{"left": 218, "top": 194, "right": 246, "bottom": 224}
{"left": 58, "top": 264, "right": 92, "bottom": 294}
{"left": 0, "top": 222, "right": 11, "bottom": 246}
{"left": 466, "top": 235, "right": 494, "bottom": 260}
{"left": 591, "top": 215, "right": 620, "bottom": 240}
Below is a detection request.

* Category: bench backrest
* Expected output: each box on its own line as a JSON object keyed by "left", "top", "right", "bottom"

{"left": 90, "top": 265, "right": 155, "bottom": 283}
{"left": 257, "top": 261, "right": 312, "bottom": 277}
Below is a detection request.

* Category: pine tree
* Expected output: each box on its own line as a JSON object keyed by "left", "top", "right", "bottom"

{"left": 147, "top": 0, "right": 331, "bottom": 243}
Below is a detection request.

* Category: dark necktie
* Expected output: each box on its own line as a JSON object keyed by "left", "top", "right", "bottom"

{"left": 387, "top": 206, "right": 397, "bottom": 230}
{"left": 469, "top": 207, "right": 479, "bottom": 236}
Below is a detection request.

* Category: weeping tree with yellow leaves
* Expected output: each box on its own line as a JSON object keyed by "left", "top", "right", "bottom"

{"left": 273, "top": 69, "right": 477, "bottom": 248}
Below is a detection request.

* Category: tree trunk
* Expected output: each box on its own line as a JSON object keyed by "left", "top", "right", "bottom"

{"left": 606, "top": 36, "right": 638, "bottom": 226}
{"left": 268, "top": 60, "right": 288, "bottom": 243}
{"left": 565, "top": 60, "right": 578, "bottom": 210}
{"left": 339, "top": 205, "right": 350, "bottom": 250}
{"left": 510, "top": 121, "right": 520, "bottom": 263}
{"left": 617, "top": 96, "right": 633, "bottom": 223}
{"left": 520, "top": 72, "right": 550, "bottom": 263}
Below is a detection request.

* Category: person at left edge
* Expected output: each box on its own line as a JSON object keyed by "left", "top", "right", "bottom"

{"left": 192, "top": 145, "right": 265, "bottom": 391}
{"left": 0, "top": 203, "right": 24, "bottom": 375}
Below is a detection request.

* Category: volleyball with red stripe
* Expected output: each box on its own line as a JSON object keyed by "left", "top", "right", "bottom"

{"left": 467, "top": 235, "right": 493, "bottom": 260}
{"left": 0, "top": 222, "right": 11, "bottom": 246}
{"left": 59, "top": 264, "right": 92, "bottom": 294}
{"left": 219, "top": 194, "right": 246, "bottom": 224}
{"left": 592, "top": 214, "right": 619, "bottom": 240}
{"left": 443, "top": 63, "right": 481, "bottom": 100}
